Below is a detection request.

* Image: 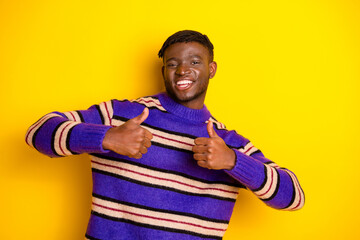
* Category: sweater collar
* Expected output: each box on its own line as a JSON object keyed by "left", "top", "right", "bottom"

{"left": 156, "top": 92, "right": 211, "bottom": 123}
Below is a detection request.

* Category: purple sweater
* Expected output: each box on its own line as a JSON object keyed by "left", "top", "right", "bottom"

{"left": 25, "top": 92, "right": 304, "bottom": 240}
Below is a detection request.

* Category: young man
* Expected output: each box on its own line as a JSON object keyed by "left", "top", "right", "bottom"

{"left": 26, "top": 30, "right": 304, "bottom": 240}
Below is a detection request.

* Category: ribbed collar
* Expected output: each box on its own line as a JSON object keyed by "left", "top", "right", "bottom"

{"left": 156, "top": 92, "right": 211, "bottom": 123}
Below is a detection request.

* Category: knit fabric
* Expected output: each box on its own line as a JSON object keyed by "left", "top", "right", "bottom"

{"left": 25, "top": 92, "right": 304, "bottom": 240}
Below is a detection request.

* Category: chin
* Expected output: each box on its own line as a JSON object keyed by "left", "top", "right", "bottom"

{"left": 173, "top": 91, "right": 206, "bottom": 106}
{"left": 169, "top": 92, "right": 191, "bottom": 103}
{"left": 165, "top": 83, "right": 207, "bottom": 106}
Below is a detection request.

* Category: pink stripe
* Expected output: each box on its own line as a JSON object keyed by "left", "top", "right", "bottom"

{"left": 244, "top": 145, "right": 254, "bottom": 154}
{"left": 138, "top": 98, "right": 162, "bottom": 107}
{"left": 58, "top": 122, "right": 73, "bottom": 155}
{"left": 291, "top": 191, "right": 302, "bottom": 210}
{"left": 69, "top": 111, "right": 76, "bottom": 121}
{"left": 257, "top": 167, "right": 274, "bottom": 197}
{"left": 153, "top": 133, "right": 194, "bottom": 147}
{"left": 104, "top": 102, "right": 112, "bottom": 125}
{"left": 290, "top": 175, "right": 303, "bottom": 210}
{"left": 92, "top": 202, "right": 226, "bottom": 232}
{"left": 92, "top": 160, "right": 238, "bottom": 195}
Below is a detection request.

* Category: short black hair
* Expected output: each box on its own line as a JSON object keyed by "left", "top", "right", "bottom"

{"left": 158, "top": 30, "right": 214, "bottom": 62}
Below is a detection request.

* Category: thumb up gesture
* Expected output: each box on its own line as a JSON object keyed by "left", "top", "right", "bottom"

{"left": 103, "top": 108, "right": 153, "bottom": 159}
{"left": 192, "top": 121, "right": 235, "bottom": 170}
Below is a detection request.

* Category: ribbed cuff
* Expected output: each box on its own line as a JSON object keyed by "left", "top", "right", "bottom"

{"left": 225, "top": 149, "right": 265, "bottom": 189}
{"left": 69, "top": 123, "right": 112, "bottom": 154}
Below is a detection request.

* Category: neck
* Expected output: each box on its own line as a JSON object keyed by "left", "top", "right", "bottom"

{"left": 172, "top": 91, "right": 207, "bottom": 110}
{"left": 157, "top": 92, "right": 211, "bottom": 122}
{"left": 177, "top": 97, "right": 205, "bottom": 110}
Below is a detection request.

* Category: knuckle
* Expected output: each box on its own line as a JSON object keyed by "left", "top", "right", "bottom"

{"left": 197, "top": 160, "right": 205, "bottom": 167}
{"left": 136, "top": 136, "right": 144, "bottom": 142}
{"left": 130, "top": 149, "right": 138, "bottom": 156}
{"left": 141, "top": 147, "right": 148, "bottom": 154}
{"left": 135, "top": 127, "right": 143, "bottom": 134}
{"left": 145, "top": 141, "right": 152, "bottom": 148}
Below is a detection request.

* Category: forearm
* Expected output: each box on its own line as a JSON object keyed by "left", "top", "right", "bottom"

{"left": 25, "top": 101, "right": 114, "bottom": 157}
{"left": 225, "top": 146, "right": 305, "bottom": 211}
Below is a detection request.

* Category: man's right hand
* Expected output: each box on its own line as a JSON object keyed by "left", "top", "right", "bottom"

{"left": 102, "top": 108, "right": 153, "bottom": 159}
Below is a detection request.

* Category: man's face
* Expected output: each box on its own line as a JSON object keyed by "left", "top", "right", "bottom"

{"left": 162, "top": 42, "right": 217, "bottom": 109}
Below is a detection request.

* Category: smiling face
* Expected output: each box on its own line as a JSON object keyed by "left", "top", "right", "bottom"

{"left": 162, "top": 42, "right": 217, "bottom": 109}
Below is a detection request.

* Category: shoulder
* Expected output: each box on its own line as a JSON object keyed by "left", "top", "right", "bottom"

{"left": 110, "top": 95, "right": 168, "bottom": 119}
{"left": 109, "top": 95, "right": 165, "bottom": 110}
{"left": 131, "top": 95, "right": 167, "bottom": 112}
{"left": 210, "top": 116, "right": 262, "bottom": 156}
{"left": 209, "top": 116, "right": 249, "bottom": 148}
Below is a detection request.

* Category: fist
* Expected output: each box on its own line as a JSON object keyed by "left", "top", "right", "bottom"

{"left": 192, "top": 121, "right": 235, "bottom": 170}
{"left": 103, "top": 108, "right": 153, "bottom": 159}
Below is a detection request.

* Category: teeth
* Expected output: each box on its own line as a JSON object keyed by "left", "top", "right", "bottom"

{"left": 177, "top": 80, "right": 192, "bottom": 85}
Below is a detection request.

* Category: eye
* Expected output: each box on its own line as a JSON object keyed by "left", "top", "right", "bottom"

{"left": 192, "top": 61, "right": 200, "bottom": 65}
{"left": 167, "top": 63, "right": 177, "bottom": 68}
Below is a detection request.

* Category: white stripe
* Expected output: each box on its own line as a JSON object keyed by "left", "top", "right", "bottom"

{"left": 91, "top": 156, "right": 239, "bottom": 200}
{"left": 208, "top": 117, "right": 226, "bottom": 130}
{"left": 254, "top": 165, "right": 273, "bottom": 196}
{"left": 59, "top": 121, "right": 80, "bottom": 155}
{"left": 267, "top": 162, "right": 280, "bottom": 168}
{"left": 283, "top": 169, "right": 304, "bottom": 210}
{"left": 53, "top": 121, "right": 79, "bottom": 156}
{"left": 105, "top": 101, "right": 114, "bottom": 123}
{"left": 151, "top": 127, "right": 194, "bottom": 151}
{"left": 238, "top": 142, "right": 258, "bottom": 156}
{"left": 255, "top": 166, "right": 278, "bottom": 199}
{"left": 246, "top": 146, "right": 258, "bottom": 155}
{"left": 112, "top": 119, "right": 195, "bottom": 151}
{"left": 62, "top": 111, "right": 74, "bottom": 121}
{"left": 242, "top": 142, "right": 253, "bottom": 152}
{"left": 133, "top": 97, "right": 166, "bottom": 112}
{"left": 92, "top": 196, "right": 227, "bottom": 237}
{"left": 25, "top": 113, "right": 62, "bottom": 147}
{"left": 63, "top": 111, "right": 81, "bottom": 122}
{"left": 99, "top": 101, "right": 113, "bottom": 126}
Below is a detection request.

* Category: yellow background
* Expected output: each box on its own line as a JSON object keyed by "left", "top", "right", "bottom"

{"left": 1, "top": 0, "right": 359, "bottom": 239}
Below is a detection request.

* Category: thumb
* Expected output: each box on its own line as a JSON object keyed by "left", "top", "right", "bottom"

{"left": 131, "top": 107, "right": 149, "bottom": 125}
{"left": 207, "top": 121, "right": 218, "bottom": 138}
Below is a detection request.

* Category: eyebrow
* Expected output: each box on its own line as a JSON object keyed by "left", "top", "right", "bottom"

{"left": 165, "top": 55, "right": 203, "bottom": 63}
{"left": 165, "top": 57, "right": 177, "bottom": 63}
{"left": 189, "top": 55, "right": 203, "bottom": 59}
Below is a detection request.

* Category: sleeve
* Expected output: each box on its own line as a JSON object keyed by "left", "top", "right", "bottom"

{"left": 25, "top": 100, "right": 114, "bottom": 158}
{"left": 222, "top": 131, "right": 305, "bottom": 211}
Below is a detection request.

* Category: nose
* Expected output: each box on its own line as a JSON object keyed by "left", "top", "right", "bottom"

{"left": 175, "top": 63, "right": 191, "bottom": 75}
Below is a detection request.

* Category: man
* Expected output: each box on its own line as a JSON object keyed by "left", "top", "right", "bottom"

{"left": 26, "top": 30, "right": 304, "bottom": 240}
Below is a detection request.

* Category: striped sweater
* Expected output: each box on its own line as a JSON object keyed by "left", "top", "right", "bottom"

{"left": 25, "top": 92, "right": 304, "bottom": 240}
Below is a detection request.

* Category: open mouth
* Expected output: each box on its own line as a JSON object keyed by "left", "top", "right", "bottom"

{"left": 176, "top": 80, "right": 193, "bottom": 90}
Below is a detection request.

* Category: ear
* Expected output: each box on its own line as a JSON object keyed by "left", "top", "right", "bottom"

{"left": 161, "top": 65, "right": 165, "bottom": 79}
{"left": 209, "top": 61, "right": 217, "bottom": 79}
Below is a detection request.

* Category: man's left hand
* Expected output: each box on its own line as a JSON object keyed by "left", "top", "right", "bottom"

{"left": 192, "top": 121, "right": 236, "bottom": 170}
